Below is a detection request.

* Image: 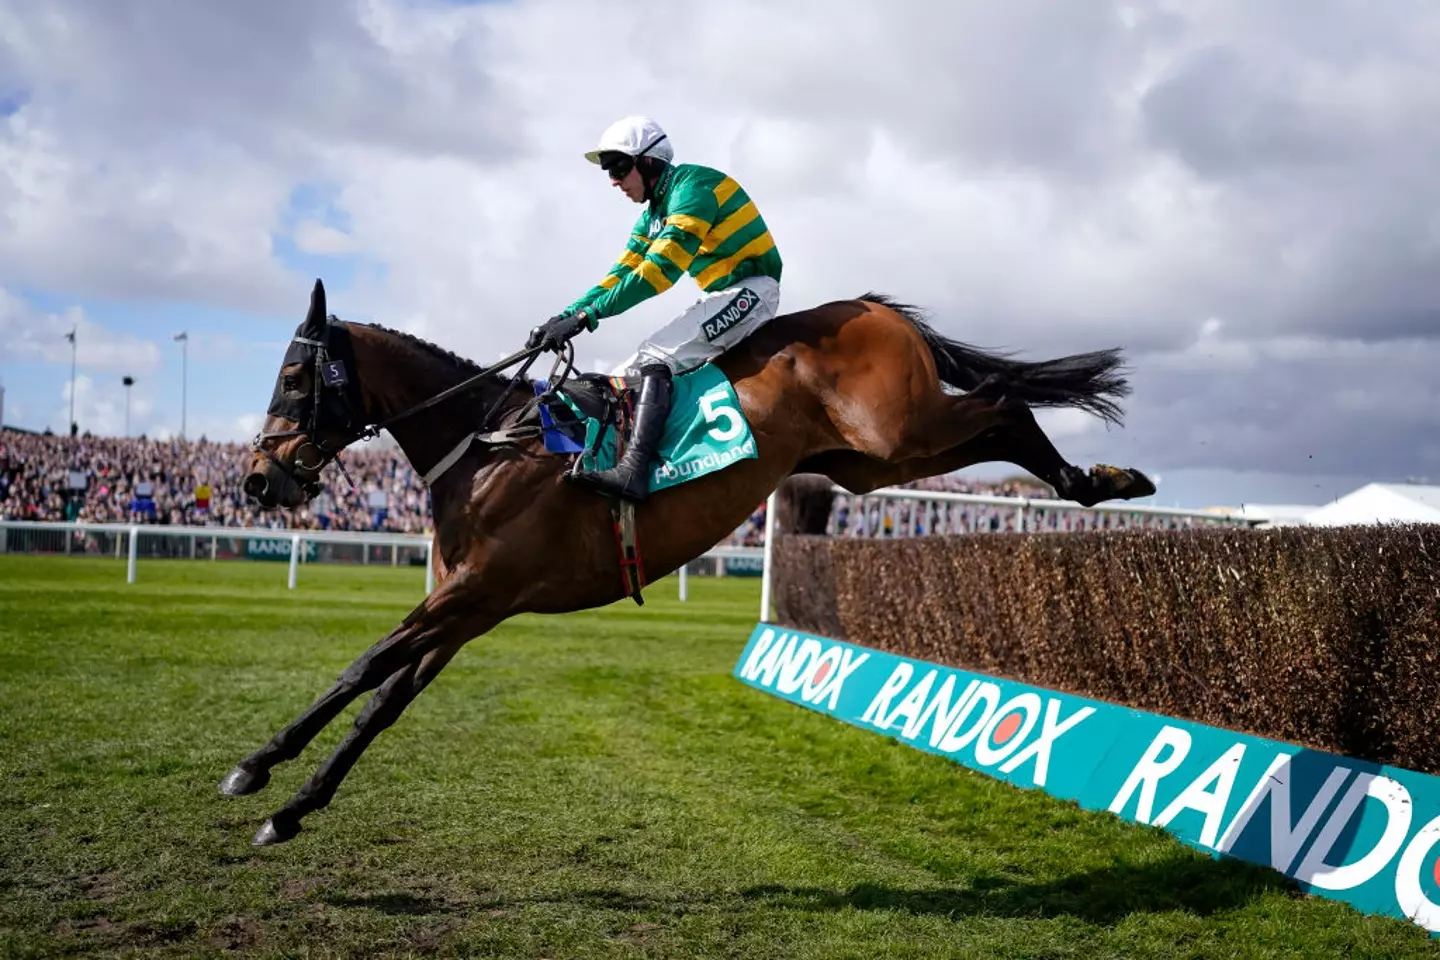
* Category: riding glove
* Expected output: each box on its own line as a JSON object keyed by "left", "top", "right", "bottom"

{"left": 527, "top": 311, "right": 589, "bottom": 352}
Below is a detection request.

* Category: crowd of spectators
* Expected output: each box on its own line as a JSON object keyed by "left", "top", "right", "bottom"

{"left": 822, "top": 494, "right": 1220, "bottom": 538}
{"left": 3, "top": 428, "right": 1201, "bottom": 543}
{"left": 719, "top": 472, "right": 1058, "bottom": 546}
{"left": 0, "top": 429, "right": 429, "bottom": 533}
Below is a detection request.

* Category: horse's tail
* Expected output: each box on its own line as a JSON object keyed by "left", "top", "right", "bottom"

{"left": 857, "top": 293, "right": 1131, "bottom": 426}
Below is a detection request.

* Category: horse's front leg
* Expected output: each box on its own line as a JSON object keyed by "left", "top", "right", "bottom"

{"left": 253, "top": 636, "right": 467, "bottom": 845}
{"left": 218, "top": 625, "right": 430, "bottom": 797}
{"left": 219, "top": 570, "right": 479, "bottom": 797}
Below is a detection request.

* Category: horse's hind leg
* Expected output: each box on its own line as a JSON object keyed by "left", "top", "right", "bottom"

{"left": 815, "top": 311, "right": 1145, "bottom": 504}
{"left": 219, "top": 574, "right": 476, "bottom": 798}
{"left": 944, "top": 398, "right": 1154, "bottom": 506}
{"left": 253, "top": 636, "right": 467, "bottom": 846}
{"left": 820, "top": 395, "right": 1154, "bottom": 506}
{"left": 822, "top": 337, "right": 1018, "bottom": 466}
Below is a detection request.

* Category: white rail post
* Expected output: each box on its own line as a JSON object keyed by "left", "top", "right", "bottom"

{"left": 679, "top": 561, "right": 688, "bottom": 601}
{"left": 759, "top": 490, "right": 778, "bottom": 622}
{"left": 126, "top": 525, "right": 139, "bottom": 583}
{"left": 425, "top": 541, "right": 435, "bottom": 595}
{"left": 288, "top": 534, "right": 301, "bottom": 590}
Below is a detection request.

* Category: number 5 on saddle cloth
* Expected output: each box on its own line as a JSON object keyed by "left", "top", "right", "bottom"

{"left": 532, "top": 362, "right": 758, "bottom": 497}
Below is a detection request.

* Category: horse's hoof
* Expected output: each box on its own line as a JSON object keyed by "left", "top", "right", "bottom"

{"left": 219, "top": 765, "right": 270, "bottom": 797}
{"left": 252, "top": 816, "right": 301, "bottom": 847}
{"left": 1091, "top": 464, "right": 1156, "bottom": 502}
{"left": 1126, "top": 469, "right": 1157, "bottom": 500}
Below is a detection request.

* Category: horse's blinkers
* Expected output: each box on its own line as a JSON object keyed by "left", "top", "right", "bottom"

{"left": 252, "top": 312, "right": 369, "bottom": 500}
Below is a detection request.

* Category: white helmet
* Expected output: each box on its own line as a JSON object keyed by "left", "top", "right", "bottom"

{"left": 584, "top": 115, "right": 673, "bottom": 165}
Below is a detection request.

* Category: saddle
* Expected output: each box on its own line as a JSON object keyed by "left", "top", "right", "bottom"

{"left": 426, "top": 368, "right": 646, "bottom": 483}
{"left": 527, "top": 371, "right": 642, "bottom": 456}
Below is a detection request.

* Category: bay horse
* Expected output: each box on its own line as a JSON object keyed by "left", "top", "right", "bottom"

{"left": 224, "top": 278, "right": 1153, "bottom": 846}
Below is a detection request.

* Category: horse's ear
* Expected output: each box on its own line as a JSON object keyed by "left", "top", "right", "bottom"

{"left": 302, "top": 278, "right": 327, "bottom": 339}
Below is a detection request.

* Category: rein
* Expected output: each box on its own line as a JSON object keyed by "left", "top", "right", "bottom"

{"left": 375, "top": 338, "right": 576, "bottom": 438}
{"left": 252, "top": 323, "right": 580, "bottom": 496}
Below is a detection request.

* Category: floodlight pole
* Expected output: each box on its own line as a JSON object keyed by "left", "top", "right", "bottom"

{"left": 122, "top": 375, "right": 135, "bottom": 436}
{"left": 173, "top": 332, "right": 189, "bottom": 439}
{"left": 66, "top": 327, "right": 77, "bottom": 436}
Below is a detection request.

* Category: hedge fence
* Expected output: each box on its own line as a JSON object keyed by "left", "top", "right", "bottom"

{"left": 770, "top": 521, "right": 1440, "bottom": 774}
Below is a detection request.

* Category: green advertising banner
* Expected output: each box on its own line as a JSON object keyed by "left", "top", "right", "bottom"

{"left": 732, "top": 623, "right": 1440, "bottom": 937}
{"left": 722, "top": 556, "right": 764, "bottom": 577}
{"left": 243, "top": 538, "right": 318, "bottom": 563}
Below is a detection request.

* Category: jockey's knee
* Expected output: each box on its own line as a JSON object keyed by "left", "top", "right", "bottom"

{"left": 625, "top": 349, "right": 678, "bottom": 379}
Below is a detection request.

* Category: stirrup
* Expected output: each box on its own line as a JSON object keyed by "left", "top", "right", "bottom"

{"left": 568, "top": 366, "right": 672, "bottom": 501}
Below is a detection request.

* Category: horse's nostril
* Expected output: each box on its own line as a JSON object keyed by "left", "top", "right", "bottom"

{"left": 243, "top": 473, "right": 268, "bottom": 499}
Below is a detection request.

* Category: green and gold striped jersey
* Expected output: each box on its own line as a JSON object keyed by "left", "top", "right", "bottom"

{"left": 565, "top": 163, "right": 782, "bottom": 326}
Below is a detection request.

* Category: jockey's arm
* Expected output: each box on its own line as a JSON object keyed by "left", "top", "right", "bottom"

{"left": 562, "top": 217, "right": 652, "bottom": 324}
{"left": 565, "top": 193, "right": 720, "bottom": 327}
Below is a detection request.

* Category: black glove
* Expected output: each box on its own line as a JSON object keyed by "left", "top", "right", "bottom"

{"left": 526, "top": 311, "right": 589, "bottom": 352}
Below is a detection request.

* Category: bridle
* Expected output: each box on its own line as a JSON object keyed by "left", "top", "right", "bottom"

{"left": 250, "top": 315, "right": 578, "bottom": 501}
{"left": 250, "top": 323, "right": 369, "bottom": 499}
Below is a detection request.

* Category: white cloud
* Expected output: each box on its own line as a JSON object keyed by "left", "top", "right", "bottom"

{"left": 0, "top": 285, "right": 161, "bottom": 374}
{"left": 1096, "top": 329, "right": 1440, "bottom": 477}
{"left": 1, "top": 0, "right": 1439, "bottom": 482}
{"left": 57, "top": 374, "right": 154, "bottom": 438}
{"left": 0, "top": 111, "right": 299, "bottom": 312}
{"left": 293, "top": 220, "right": 359, "bottom": 255}
{"left": 1035, "top": 407, "right": 1101, "bottom": 442}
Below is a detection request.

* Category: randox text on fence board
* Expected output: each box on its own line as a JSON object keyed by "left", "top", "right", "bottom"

{"left": 732, "top": 623, "right": 1440, "bottom": 936}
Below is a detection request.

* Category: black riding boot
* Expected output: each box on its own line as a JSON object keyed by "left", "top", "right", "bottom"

{"left": 568, "top": 365, "right": 673, "bottom": 501}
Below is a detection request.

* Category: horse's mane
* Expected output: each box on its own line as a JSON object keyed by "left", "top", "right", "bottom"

{"left": 346, "top": 319, "right": 501, "bottom": 382}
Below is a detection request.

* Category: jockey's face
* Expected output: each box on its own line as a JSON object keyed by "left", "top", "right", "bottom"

{"left": 613, "top": 165, "right": 645, "bottom": 203}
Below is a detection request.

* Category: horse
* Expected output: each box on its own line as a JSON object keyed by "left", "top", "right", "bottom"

{"left": 224, "top": 278, "right": 1154, "bottom": 846}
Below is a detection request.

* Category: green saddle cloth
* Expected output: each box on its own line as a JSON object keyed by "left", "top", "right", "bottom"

{"left": 558, "top": 363, "right": 759, "bottom": 495}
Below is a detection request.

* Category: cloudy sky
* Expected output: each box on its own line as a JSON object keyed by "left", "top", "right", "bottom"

{"left": 2, "top": 0, "right": 1437, "bottom": 508}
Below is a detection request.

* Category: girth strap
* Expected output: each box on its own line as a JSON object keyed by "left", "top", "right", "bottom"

{"left": 422, "top": 426, "right": 542, "bottom": 486}
{"left": 611, "top": 499, "right": 646, "bottom": 605}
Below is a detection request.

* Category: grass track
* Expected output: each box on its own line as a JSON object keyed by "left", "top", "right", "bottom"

{"left": 2, "top": 555, "right": 1438, "bottom": 958}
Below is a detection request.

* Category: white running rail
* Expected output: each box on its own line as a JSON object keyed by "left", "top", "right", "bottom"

{"left": 5, "top": 487, "right": 1244, "bottom": 614}
{"left": 0, "top": 520, "right": 763, "bottom": 599}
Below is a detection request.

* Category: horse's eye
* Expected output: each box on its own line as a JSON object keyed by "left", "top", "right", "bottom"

{"left": 282, "top": 375, "right": 299, "bottom": 392}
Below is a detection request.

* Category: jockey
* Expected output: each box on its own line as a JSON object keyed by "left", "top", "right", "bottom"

{"left": 527, "top": 115, "right": 783, "bottom": 501}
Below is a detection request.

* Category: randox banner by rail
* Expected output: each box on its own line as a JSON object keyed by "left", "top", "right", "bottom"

{"left": 731, "top": 623, "right": 1440, "bottom": 936}
{"left": 243, "top": 538, "right": 319, "bottom": 563}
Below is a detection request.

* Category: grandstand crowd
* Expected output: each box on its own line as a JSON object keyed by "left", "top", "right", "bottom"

{"left": 0, "top": 429, "right": 428, "bottom": 533}
{"left": 0, "top": 428, "right": 1208, "bottom": 544}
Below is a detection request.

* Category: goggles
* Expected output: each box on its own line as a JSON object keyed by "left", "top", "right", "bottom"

{"left": 600, "top": 152, "right": 635, "bottom": 182}
{"left": 598, "top": 135, "right": 668, "bottom": 183}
